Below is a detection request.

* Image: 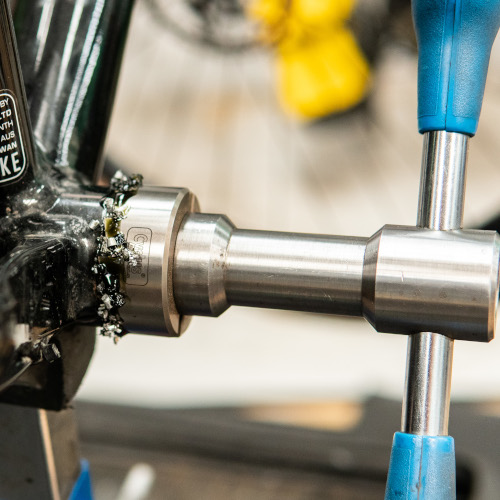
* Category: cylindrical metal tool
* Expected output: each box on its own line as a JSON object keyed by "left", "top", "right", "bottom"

{"left": 119, "top": 187, "right": 499, "bottom": 342}
{"left": 386, "top": 2, "right": 500, "bottom": 496}
{"left": 119, "top": 187, "right": 199, "bottom": 337}
{"left": 174, "top": 213, "right": 367, "bottom": 318}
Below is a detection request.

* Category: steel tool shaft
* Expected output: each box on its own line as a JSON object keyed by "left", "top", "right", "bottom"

{"left": 403, "top": 131, "right": 468, "bottom": 437}
{"left": 386, "top": 1, "right": 500, "bottom": 497}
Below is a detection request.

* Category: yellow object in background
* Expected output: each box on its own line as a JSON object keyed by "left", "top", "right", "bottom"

{"left": 249, "top": 0, "right": 371, "bottom": 119}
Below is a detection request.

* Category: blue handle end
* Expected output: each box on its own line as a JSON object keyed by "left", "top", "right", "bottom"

{"left": 68, "top": 460, "right": 94, "bottom": 500}
{"left": 384, "top": 432, "right": 456, "bottom": 500}
{"left": 414, "top": 0, "right": 500, "bottom": 136}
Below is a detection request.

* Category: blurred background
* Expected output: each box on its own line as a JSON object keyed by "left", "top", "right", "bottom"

{"left": 78, "top": 0, "right": 500, "bottom": 409}
{"left": 70, "top": 1, "right": 500, "bottom": 497}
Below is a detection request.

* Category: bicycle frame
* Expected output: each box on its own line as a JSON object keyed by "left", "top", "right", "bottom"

{"left": 0, "top": 1, "right": 134, "bottom": 498}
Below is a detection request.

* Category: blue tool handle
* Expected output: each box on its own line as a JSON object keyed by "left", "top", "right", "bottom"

{"left": 68, "top": 460, "right": 94, "bottom": 500}
{"left": 384, "top": 433, "right": 456, "bottom": 500}
{"left": 413, "top": 0, "right": 500, "bottom": 136}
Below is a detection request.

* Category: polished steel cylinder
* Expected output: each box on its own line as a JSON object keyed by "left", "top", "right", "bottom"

{"left": 120, "top": 187, "right": 199, "bottom": 337}
{"left": 363, "top": 225, "right": 499, "bottom": 342}
{"left": 173, "top": 214, "right": 235, "bottom": 317}
{"left": 174, "top": 213, "right": 367, "bottom": 317}
{"left": 403, "top": 332, "right": 453, "bottom": 437}
{"left": 403, "top": 131, "right": 469, "bottom": 436}
{"left": 417, "top": 131, "right": 468, "bottom": 230}
{"left": 226, "top": 229, "right": 366, "bottom": 315}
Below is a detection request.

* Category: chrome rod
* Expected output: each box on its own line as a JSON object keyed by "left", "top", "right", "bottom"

{"left": 417, "top": 131, "right": 468, "bottom": 230}
{"left": 402, "top": 131, "right": 469, "bottom": 436}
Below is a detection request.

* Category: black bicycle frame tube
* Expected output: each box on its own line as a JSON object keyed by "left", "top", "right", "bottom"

{"left": 0, "top": 0, "right": 136, "bottom": 406}
{"left": 13, "top": 0, "right": 135, "bottom": 182}
{"left": 0, "top": 0, "right": 37, "bottom": 202}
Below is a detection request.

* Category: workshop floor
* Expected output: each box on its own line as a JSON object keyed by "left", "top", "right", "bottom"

{"left": 78, "top": 2, "right": 500, "bottom": 409}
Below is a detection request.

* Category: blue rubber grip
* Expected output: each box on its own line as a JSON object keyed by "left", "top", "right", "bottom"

{"left": 68, "top": 460, "right": 94, "bottom": 500}
{"left": 384, "top": 432, "right": 456, "bottom": 500}
{"left": 413, "top": 0, "right": 500, "bottom": 136}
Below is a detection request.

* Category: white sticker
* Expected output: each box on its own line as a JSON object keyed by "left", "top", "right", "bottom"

{"left": 0, "top": 91, "right": 26, "bottom": 184}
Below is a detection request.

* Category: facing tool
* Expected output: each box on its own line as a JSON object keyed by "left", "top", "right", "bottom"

{"left": 2, "top": 1, "right": 500, "bottom": 499}
{"left": 385, "top": 1, "right": 500, "bottom": 498}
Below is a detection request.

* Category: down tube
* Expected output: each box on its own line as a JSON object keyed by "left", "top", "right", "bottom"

{"left": 12, "top": 0, "right": 135, "bottom": 182}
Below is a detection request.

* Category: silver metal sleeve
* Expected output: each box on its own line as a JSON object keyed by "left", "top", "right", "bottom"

{"left": 362, "top": 225, "right": 499, "bottom": 342}
{"left": 120, "top": 187, "right": 199, "bottom": 337}
{"left": 174, "top": 213, "right": 367, "bottom": 317}
{"left": 402, "top": 131, "right": 469, "bottom": 436}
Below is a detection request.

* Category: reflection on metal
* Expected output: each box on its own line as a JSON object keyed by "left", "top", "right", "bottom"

{"left": 0, "top": 0, "right": 497, "bottom": 472}
{"left": 403, "top": 131, "right": 469, "bottom": 436}
{"left": 403, "top": 332, "right": 453, "bottom": 436}
{"left": 0, "top": 212, "right": 100, "bottom": 407}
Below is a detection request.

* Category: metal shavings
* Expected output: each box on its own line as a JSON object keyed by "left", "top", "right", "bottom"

{"left": 89, "top": 219, "right": 101, "bottom": 231}
{"left": 91, "top": 171, "right": 143, "bottom": 342}
{"left": 110, "top": 170, "right": 143, "bottom": 194}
